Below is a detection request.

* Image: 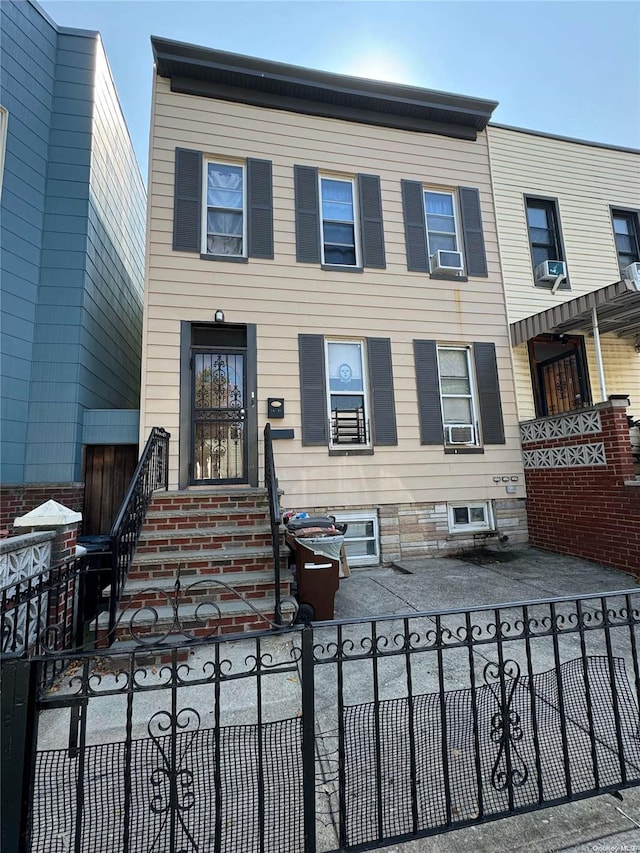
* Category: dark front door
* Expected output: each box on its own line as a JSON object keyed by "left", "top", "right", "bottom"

{"left": 529, "top": 335, "right": 591, "bottom": 416}
{"left": 192, "top": 349, "right": 247, "bottom": 483}
{"left": 180, "top": 322, "right": 257, "bottom": 488}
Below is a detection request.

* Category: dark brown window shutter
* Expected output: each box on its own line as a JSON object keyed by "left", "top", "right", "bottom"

{"left": 358, "top": 174, "right": 386, "bottom": 269}
{"left": 459, "top": 187, "right": 488, "bottom": 277}
{"left": 298, "top": 334, "right": 327, "bottom": 446}
{"left": 294, "top": 165, "right": 320, "bottom": 264}
{"left": 473, "top": 342, "right": 505, "bottom": 444}
{"left": 413, "top": 340, "right": 444, "bottom": 445}
{"left": 401, "top": 180, "right": 429, "bottom": 273}
{"left": 247, "top": 158, "right": 273, "bottom": 259}
{"left": 367, "top": 338, "right": 397, "bottom": 445}
{"left": 173, "top": 148, "right": 202, "bottom": 253}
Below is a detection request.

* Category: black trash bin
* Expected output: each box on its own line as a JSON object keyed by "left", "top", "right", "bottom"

{"left": 77, "top": 534, "right": 112, "bottom": 620}
{"left": 285, "top": 517, "right": 346, "bottom": 621}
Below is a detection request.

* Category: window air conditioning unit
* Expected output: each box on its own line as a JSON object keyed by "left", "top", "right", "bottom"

{"left": 623, "top": 262, "right": 640, "bottom": 284}
{"left": 446, "top": 425, "right": 475, "bottom": 445}
{"left": 534, "top": 259, "right": 566, "bottom": 282}
{"left": 431, "top": 250, "right": 464, "bottom": 274}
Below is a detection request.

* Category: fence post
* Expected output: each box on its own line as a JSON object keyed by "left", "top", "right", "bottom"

{"left": 1, "top": 656, "right": 38, "bottom": 853}
{"left": 300, "top": 624, "right": 317, "bottom": 853}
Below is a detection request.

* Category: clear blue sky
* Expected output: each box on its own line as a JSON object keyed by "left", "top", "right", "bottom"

{"left": 40, "top": 0, "right": 640, "bottom": 181}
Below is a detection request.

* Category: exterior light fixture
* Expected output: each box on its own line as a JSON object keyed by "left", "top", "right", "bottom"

{"left": 635, "top": 336, "right": 640, "bottom": 354}
{"left": 214, "top": 309, "right": 225, "bottom": 323}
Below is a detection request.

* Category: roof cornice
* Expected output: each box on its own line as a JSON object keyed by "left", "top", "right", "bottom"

{"left": 151, "top": 37, "right": 497, "bottom": 141}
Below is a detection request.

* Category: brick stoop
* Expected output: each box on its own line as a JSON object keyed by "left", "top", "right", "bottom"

{"left": 110, "top": 487, "right": 291, "bottom": 647}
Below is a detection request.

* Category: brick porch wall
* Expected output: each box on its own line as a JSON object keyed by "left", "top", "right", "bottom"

{"left": 0, "top": 483, "right": 84, "bottom": 533}
{"left": 521, "top": 399, "right": 640, "bottom": 576}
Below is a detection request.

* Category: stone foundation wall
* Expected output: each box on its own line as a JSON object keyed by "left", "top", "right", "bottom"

{"left": 302, "top": 498, "right": 528, "bottom": 566}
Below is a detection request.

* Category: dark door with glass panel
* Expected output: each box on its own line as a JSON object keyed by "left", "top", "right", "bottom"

{"left": 529, "top": 336, "right": 591, "bottom": 417}
{"left": 192, "top": 350, "right": 247, "bottom": 483}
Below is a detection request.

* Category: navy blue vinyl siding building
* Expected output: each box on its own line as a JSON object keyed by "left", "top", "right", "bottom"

{"left": 0, "top": 0, "right": 146, "bottom": 530}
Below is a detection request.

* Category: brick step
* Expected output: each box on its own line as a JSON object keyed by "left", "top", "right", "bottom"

{"left": 120, "top": 571, "right": 291, "bottom": 609}
{"left": 109, "top": 597, "right": 281, "bottom": 641}
{"left": 128, "top": 545, "right": 286, "bottom": 580}
{"left": 144, "top": 506, "right": 271, "bottom": 529}
{"left": 136, "top": 525, "right": 273, "bottom": 554}
{"left": 149, "top": 488, "right": 270, "bottom": 513}
{"left": 95, "top": 597, "right": 284, "bottom": 662}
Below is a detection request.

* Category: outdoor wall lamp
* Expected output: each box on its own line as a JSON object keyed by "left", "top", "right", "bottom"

{"left": 635, "top": 336, "right": 640, "bottom": 353}
{"left": 214, "top": 309, "right": 225, "bottom": 323}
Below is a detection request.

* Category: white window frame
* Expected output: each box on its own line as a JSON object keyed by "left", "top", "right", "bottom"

{"left": 202, "top": 158, "right": 247, "bottom": 257}
{"left": 333, "top": 511, "right": 380, "bottom": 567}
{"left": 448, "top": 502, "right": 494, "bottom": 533}
{"left": 324, "top": 338, "right": 371, "bottom": 448}
{"left": 436, "top": 345, "right": 479, "bottom": 446}
{"left": 423, "top": 189, "right": 462, "bottom": 273}
{"left": 0, "top": 106, "right": 8, "bottom": 200}
{"left": 319, "top": 174, "right": 360, "bottom": 267}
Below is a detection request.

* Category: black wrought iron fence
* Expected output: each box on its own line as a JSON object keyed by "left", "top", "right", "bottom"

{"left": 108, "top": 427, "right": 170, "bottom": 638}
{"left": 309, "top": 592, "right": 640, "bottom": 849}
{"left": 3, "top": 587, "right": 640, "bottom": 853}
{"left": 263, "top": 422, "right": 282, "bottom": 625}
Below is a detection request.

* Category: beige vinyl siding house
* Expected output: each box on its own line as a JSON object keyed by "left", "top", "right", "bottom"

{"left": 487, "top": 125, "right": 640, "bottom": 420}
{"left": 141, "top": 40, "right": 527, "bottom": 563}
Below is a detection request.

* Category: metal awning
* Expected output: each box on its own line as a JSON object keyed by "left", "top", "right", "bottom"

{"left": 510, "top": 279, "right": 640, "bottom": 347}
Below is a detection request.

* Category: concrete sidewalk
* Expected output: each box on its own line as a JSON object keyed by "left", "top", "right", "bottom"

{"left": 329, "top": 546, "right": 640, "bottom": 853}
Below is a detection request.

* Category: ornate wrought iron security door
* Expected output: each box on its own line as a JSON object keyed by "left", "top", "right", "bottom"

{"left": 192, "top": 350, "right": 247, "bottom": 483}
{"left": 539, "top": 351, "right": 584, "bottom": 416}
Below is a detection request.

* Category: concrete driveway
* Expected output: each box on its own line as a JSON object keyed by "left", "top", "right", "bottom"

{"left": 329, "top": 545, "right": 640, "bottom": 853}
{"left": 334, "top": 545, "right": 638, "bottom": 620}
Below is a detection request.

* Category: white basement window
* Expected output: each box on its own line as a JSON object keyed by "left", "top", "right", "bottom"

{"left": 333, "top": 511, "right": 379, "bottom": 567}
{"left": 448, "top": 502, "right": 494, "bottom": 533}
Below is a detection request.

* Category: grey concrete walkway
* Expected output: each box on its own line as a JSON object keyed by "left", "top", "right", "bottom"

{"left": 331, "top": 546, "right": 640, "bottom": 853}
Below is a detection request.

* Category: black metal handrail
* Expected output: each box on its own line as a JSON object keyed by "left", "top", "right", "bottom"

{"left": 108, "top": 427, "right": 170, "bottom": 637}
{"left": 264, "top": 423, "right": 282, "bottom": 626}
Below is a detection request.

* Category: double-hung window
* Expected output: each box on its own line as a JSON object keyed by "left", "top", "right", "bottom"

{"left": 294, "top": 166, "right": 385, "bottom": 270}
{"left": 437, "top": 346, "right": 478, "bottom": 446}
{"left": 526, "top": 200, "right": 560, "bottom": 267}
{"left": 611, "top": 210, "right": 640, "bottom": 275}
{"left": 401, "top": 180, "right": 488, "bottom": 277}
{"left": 299, "top": 334, "right": 397, "bottom": 450}
{"left": 204, "top": 160, "right": 245, "bottom": 257}
{"left": 524, "top": 197, "right": 569, "bottom": 287}
{"left": 413, "top": 339, "right": 505, "bottom": 448}
{"left": 173, "top": 148, "right": 273, "bottom": 259}
{"left": 424, "top": 190, "right": 462, "bottom": 272}
{"left": 325, "top": 340, "right": 369, "bottom": 445}
{"left": 320, "top": 177, "right": 358, "bottom": 267}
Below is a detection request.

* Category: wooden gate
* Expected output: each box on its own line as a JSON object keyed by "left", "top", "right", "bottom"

{"left": 83, "top": 445, "right": 138, "bottom": 534}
